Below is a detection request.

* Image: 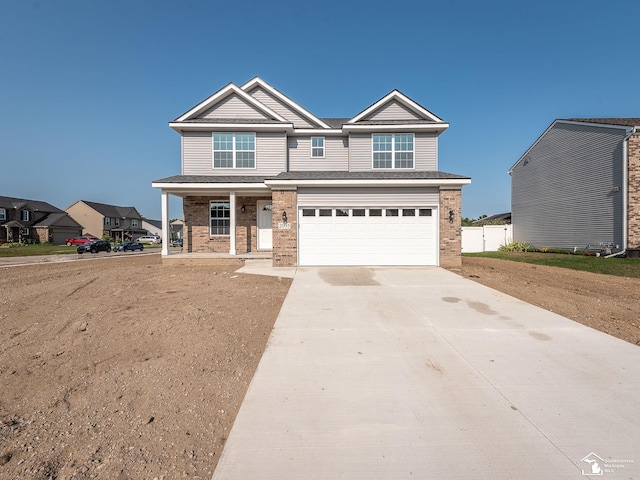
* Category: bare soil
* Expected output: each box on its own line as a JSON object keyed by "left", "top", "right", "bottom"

{"left": 0, "top": 255, "right": 291, "bottom": 480}
{"left": 1, "top": 254, "right": 639, "bottom": 479}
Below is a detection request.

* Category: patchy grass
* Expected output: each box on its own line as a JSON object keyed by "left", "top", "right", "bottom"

{"left": 0, "top": 243, "right": 79, "bottom": 257}
{"left": 464, "top": 251, "right": 640, "bottom": 278}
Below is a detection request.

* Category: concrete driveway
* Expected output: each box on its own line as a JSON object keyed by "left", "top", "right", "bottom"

{"left": 213, "top": 266, "right": 640, "bottom": 479}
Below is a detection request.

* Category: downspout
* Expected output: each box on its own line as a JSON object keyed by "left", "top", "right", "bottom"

{"left": 605, "top": 128, "right": 632, "bottom": 258}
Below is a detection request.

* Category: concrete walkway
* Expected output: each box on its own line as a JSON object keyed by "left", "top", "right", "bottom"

{"left": 213, "top": 267, "right": 640, "bottom": 479}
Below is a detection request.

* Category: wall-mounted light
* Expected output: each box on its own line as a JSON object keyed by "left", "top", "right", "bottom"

{"left": 449, "top": 210, "right": 455, "bottom": 223}
{"left": 241, "top": 204, "right": 246, "bottom": 213}
{"left": 282, "top": 210, "right": 287, "bottom": 223}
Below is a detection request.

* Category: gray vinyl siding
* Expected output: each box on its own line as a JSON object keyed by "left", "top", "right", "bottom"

{"left": 298, "top": 187, "right": 439, "bottom": 207}
{"left": 288, "top": 136, "right": 349, "bottom": 171}
{"left": 349, "top": 132, "right": 438, "bottom": 171}
{"left": 246, "top": 86, "right": 316, "bottom": 128}
{"left": 363, "top": 100, "right": 422, "bottom": 121}
{"left": 182, "top": 131, "right": 286, "bottom": 175}
{"left": 200, "top": 94, "right": 269, "bottom": 120}
{"left": 511, "top": 122, "right": 626, "bottom": 250}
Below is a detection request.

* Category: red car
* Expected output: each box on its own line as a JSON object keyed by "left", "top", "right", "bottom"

{"left": 65, "top": 235, "right": 98, "bottom": 246}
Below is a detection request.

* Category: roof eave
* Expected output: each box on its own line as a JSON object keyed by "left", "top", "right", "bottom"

{"left": 342, "top": 123, "right": 449, "bottom": 134}
{"left": 264, "top": 178, "right": 471, "bottom": 188}
{"left": 169, "top": 122, "right": 295, "bottom": 133}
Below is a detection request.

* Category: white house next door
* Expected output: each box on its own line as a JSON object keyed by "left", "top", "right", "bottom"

{"left": 257, "top": 200, "right": 273, "bottom": 250}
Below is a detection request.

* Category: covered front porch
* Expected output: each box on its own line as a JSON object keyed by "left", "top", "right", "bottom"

{"left": 152, "top": 176, "right": 274, "bottom": 258}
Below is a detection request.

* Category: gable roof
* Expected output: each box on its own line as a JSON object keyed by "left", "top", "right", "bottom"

{"left": 348, "top": 90, "right": 445, "bottom": 124}
{"left": 509, "top": 118, "right": 636, "bottom": 173}
{"left": 0, "top": 195, "right": 64, "bottom": 213}
{"left": 32, "top": 212, "right": 83, "bottom": 229}
{"left": 78, "top": 200, "right": 142, "bottom": 219}
{"left": 241, "top": 77, "right": 331, "bottom": 129}
{"left": 142, "top": 218, "right": 163, "bottom": 230}
{"left": 172, "top": 82, "right": 288, "bottom": 124}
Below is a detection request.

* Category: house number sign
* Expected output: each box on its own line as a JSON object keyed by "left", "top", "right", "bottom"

{"left": 277, "top": 222, "right": 291, "bottom": 229}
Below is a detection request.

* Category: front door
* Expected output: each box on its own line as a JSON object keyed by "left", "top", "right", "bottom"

{"left": 257, "top": 200, "right": 273, "bottom": 250}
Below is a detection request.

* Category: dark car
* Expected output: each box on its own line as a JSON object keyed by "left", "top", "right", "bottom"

{"left": 114, "top": 241, "right": 144, "bottom": 252}
{"left": 171, "top": 238, "right": 183, "bottom": 247}
{"left": 77, "top": 240, "right": 112, "bottom": 254}
{"left": 66, "top": 235, "right": 98, "bottom": 246}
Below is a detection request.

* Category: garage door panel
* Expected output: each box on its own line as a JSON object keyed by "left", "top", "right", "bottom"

{"left": 299, "top": 207, "right": 438, "bottom": 266}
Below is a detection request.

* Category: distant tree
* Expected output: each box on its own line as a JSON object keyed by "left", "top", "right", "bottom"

{"left": 461, "top": 217, "right": 474, "bottom": 226}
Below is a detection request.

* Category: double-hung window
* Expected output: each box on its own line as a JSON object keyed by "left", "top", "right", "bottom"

{"left": 372, "top": 133, "right": 414, "bottom": 169}
{"left": 104, "top": 217, "right": 111, "bottom": 226}
{"left": 213, "top": 133, "right": 256, "bottom": 169}
{"left": 210, "top": 201, "right": 230, "bottom": 235}
{"left": 0, "top": 208, "right": 5, "bottom": 221}
{"left": 21, "top": 210, "right": 30, "bottom": 221}
{"left": 311, "top": 137, "right": 325, "bottom": 158}
{"left": 132, "top": 219, "right": 139, "bottom": 227}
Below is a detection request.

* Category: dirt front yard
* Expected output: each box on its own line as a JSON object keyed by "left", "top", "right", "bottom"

{"left": 0, "top": 255, "right": 291, "bottom": 480}
{"left": 1, "top": 254, "right": 639, "bottom": 479}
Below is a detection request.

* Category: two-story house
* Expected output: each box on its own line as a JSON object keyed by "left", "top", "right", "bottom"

{"left": 66, "top": 200, "right": 146, "bottom": 242}
{"left": 0, "top": 195, "right": 83, "bottom": 244}
{"left": 152, "top": 78, "right": 471, "bottom": 267}
{"left": 510, "top": 119, "right": 640, "bottom": 255}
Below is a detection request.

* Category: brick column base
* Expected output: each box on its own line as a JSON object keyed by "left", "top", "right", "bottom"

{"left": 271, "top": 190, "right": 297, "bottom": 267}
{"left": 439, "top": 189, "right": 462, "bottom": 268}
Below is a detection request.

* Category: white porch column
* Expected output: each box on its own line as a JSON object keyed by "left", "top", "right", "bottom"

{"left": 161, "top": 190, "right": 170, "bottom": 256}
{"left": 229, "top": 191, "right": 236, "bottom": 255}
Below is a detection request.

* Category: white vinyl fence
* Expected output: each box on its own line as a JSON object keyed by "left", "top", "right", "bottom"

{"left": 462, "top": 224, "right": 513, "bottom": 253}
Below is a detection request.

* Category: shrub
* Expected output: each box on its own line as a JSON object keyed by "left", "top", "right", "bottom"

{"left": 498, "top": 241, "right": 532, "bottom": 252}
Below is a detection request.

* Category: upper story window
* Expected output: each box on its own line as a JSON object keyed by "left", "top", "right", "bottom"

{"left": 132, "top": 219, "right": 139, "bottom": 228}
{"left": 104, "top": 217, "right": 111, "bottom": 226}
{"left": 372, "top": 133, "right": 414, "bottom": 169}
{"left": 213, "top": 133, "right": 256, "bottom": 169}
{"left": 311, "top": 137, "right": 325, "bottom": 158}
{"left": 0, "top": 208, "right": 5, "bottom": 220}
{"left": 21, "top": 209, "right": 30, "bottom": 221}
{"left": 115, "top": 218, "right": 120, "bottom": 227}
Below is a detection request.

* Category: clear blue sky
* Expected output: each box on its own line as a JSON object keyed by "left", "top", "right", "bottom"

{"left": 2, "top": 0, "right": 639, "bottom": 221}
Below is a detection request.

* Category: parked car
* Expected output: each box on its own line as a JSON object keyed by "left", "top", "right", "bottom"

{"left": 77, "top": 240, "right": 112, "bottom": 254}
{"left": 137, "top": 235, "right": 161, "bottom": 244}
{"left": 114, "top": 241, "right": 144, "bottom": 252}
{"left": 66, "top": 235, "right": 98, "bottom": 246}
{"left": 171, "top": 238, "right": 183, "bottom": 247}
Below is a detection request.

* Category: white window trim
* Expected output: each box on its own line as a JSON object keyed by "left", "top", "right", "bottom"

{"left": 115, "top": 218, "right": 120, "bottom": 227}
{"left": 131, "top": 219, "right": 139, "bottom": 227}
{"left": 311, "top": 136, "right": 325, "bottom": 158}
{"left": 212, "top": 132, "right": 257, "bottom": 169}
{"left": 371, "top": 133, "right": 415, "bottom": 169}
{"left": 0, "top": 208, "right": 5, "bottom": 220}
{"left": 21, "top": 210, "right": 30, "bottom": 221}
{"left": 105, "top": 217, "right": 111, "bottom": 226}
{"left": 210, "top": 200, "right": 231, "bottom": 236}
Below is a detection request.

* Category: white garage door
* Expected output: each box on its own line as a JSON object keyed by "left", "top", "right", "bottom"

{"left": 298, "top": 207, "right": 438, "bottom": 266}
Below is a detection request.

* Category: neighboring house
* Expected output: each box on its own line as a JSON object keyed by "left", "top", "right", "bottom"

{"left": 170, "top": 219, "right": 184, "bottom": 241}
{"left": 472, "top": 212, "right": 511, "bottom": 226}
{"left": 152, "top": 77, "right": 471, "bottom": 267}
{"left": 0, "top": 195, "right": 83, "bottom": 244}
{"left": 509, "top": 119, "right": 640, "bottom": 253}
{"left": 142, "top": 218, "right": 162, "bottom": 237}
{"left": 66, "top": 200, "right": 146, "bottom": 242}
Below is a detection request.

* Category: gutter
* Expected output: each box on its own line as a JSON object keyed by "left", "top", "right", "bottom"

{"left": 607, "top": 128, "right": 635, "bottom": 258}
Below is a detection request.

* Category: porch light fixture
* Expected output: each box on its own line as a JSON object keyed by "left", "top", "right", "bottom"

{"left": 449, "top": 210, "right": 455, "bottom": 223}
{"left": 282, "top": 210, "right": 287, "bottom": 223}
{"left": 241, "top": 204, "right": 246, "bottom": 213}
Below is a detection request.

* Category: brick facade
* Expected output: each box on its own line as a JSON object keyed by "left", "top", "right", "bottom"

{"left": 271, "top": 190, "right": 298, "bottom": 267}
{"left": 628, "top": 135, "right": 640, "bottom": 249}
{"left": 183, "top": 189, "right": 466, "bottom": 266}
{"left": 183, "top": 195, "right": 271, "bottom": 253}
{"left": 439, "top": 188, "right": 462, "bottom": 268}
